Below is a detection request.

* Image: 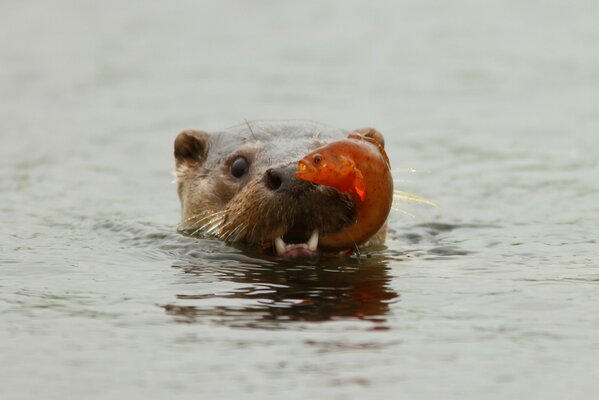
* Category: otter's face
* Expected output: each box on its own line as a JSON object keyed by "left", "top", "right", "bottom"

{"left": 174, "top": 122, "right": 386, "bottom": 257}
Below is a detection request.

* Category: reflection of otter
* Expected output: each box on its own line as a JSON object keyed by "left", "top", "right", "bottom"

{"left": 174, "top": 121, "right": 389, "bottom": 256}
{"left": 164, "top": 255, "right": 398, "bottom": 327}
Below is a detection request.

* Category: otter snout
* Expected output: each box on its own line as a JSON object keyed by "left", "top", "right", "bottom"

{"left": 264, "top": 164, "right": 315, "bottom": 195}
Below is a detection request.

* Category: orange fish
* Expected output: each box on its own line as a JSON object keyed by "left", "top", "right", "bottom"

{"left": 296, "top": 132, "right": 393, "bottom": 250}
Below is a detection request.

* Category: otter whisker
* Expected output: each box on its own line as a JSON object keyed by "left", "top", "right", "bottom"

{"left": 220, "top": 218, "right": 248, "bottom": 242}
{"left": 248, "top": 197, "right": 269, "bottom": 243}
{"left": 190, "top": 216, "right": 223, "bottom": 237}
{"left": 393, "top": 190, "right": 437, "bottom": 207}
{"left": 350, "top": 233, "right": 361, "bottom": 258}
{"left": 217, "top": 218, "right": 235, "bottom": 240}
{"left": 183, "top": 211, "right": 228, "bottom": 237}
{"left": 393, "top": 207, "right": 417, "bottom": 219}
{"left": 182, "top": 210, "right": 221, "bottom": 225}
{"left": 184, "top": 211, "right": 226, "bottom": 229}
{"left": 188, "top": 226, "right": 204, "bottom": 237}
{"left": 392, "top": 179, "right": 416, "bottom": 184}
{"left": 390, "top": 167, "right": 428, "bottom": 174}
{"left": 228, "top": 223, "right": 249, "bottom": 242}
{"left": 204, "top": 215, "right": 227, "bottom": 236}
{"left": 392, "top": 206, "right": 433, "bottom": 228}
{"left": 244, "top": 119, "right": 257, "bottom": 140}
{"left": 216, "top": 209, "right": 248, "bottom": 242}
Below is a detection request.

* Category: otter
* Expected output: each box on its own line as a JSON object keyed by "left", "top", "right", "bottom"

{"left": 174, "top": 121, "right": 390, "bottom": 257}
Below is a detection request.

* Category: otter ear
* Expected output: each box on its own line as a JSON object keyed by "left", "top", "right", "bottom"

{"left": 353, "top": 127, "right": 385, "bottom": 148}
{"left": 174, "top": 129, "right": 210, "bottom": 166}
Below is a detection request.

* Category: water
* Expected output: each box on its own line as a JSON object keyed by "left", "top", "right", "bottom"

{"left": 2, "top": 0, "right": 599, "bottom": 399}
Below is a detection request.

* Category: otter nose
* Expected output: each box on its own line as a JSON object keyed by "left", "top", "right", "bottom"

{"left": 265, "top": 168, "right": 284, "bottom": 190}
{"left": 264, "top": 164, "right": 313, "bottom": 193}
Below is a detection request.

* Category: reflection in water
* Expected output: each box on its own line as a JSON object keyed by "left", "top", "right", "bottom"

{"left": 164, "top": 251, "right": 398, "bottom": 329}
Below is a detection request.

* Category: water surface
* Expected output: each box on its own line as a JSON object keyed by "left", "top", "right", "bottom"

{"left": 2, "top": 1, "right": 599, "bottom": 399}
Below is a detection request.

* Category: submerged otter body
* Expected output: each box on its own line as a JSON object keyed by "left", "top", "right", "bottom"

{"left": 174, "top": 121, "right": 389, "bottom": 257}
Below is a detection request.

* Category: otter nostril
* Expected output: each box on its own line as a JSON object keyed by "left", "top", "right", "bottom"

{"left": 265, "top": 168, "right": 283, "bottom": 191}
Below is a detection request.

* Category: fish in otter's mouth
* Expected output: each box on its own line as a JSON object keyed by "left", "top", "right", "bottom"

{"left": 174, "top": 121, "right": 392, "bottom": 258}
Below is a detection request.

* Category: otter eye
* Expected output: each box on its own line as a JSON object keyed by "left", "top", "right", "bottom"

{"left": 230, "top": 156, "right": 249, "bottom": 179}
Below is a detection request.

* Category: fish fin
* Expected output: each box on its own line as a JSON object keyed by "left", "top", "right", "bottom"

{"left": 353, "top": 168, "right": 366, "bottom": 201}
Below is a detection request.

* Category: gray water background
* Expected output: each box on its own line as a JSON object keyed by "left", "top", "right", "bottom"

{"left": 1, "top": 1, "right": 599, "bottom": 399}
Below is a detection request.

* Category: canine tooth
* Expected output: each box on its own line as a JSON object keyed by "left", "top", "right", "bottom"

{"left": 307, "top": 229, "right": 319, "bottom": 251}
{"left": 274, "top": 237, "right": 287, "bottom": 256}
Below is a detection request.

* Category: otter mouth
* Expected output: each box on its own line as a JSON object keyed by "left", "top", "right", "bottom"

{"left": 273, "top": 229, "right": 319, "bottom": 258}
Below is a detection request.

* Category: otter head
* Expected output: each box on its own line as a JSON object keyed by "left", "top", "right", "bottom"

{"left": 174, "top": 121, "right": 387, "bottom": 257}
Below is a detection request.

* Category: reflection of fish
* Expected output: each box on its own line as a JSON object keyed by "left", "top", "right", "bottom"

{"left": 296, "top": 133, "right": 394, "bottom": 251}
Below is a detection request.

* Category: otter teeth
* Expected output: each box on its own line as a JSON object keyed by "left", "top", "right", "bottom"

{"left": 307, "top": 229, "right": 319, "bottom": 251}
{"left": 274, "top": 237, "right": 287, "bottom": 256}
{"left": 274, "top": 229, "right": 319, "bottom": 256}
